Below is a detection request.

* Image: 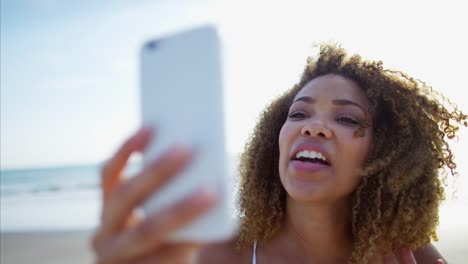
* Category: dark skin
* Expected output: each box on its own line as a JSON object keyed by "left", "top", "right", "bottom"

{"left": 91, "top": 127, "right": 446, "bottom": 264}
{"left": 199, "top": 238, "right": 445, "bottom": 264}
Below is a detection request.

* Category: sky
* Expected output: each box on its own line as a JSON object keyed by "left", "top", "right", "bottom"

{"left": 1, "top": 0, "right": 468, "bottom": 170}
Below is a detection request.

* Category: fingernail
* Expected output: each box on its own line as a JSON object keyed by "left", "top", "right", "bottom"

{"left": 197, "top": 186, "right": 218, "bottom": 199}
{"left": 134, "top": 126, "right": 154, "bottom": 151}
{"left": 139, "top": 125, "right": 154, "bottom": 136}
{"left": 133, "top": 126, "right": 150, "bottom": 139}
{"left": 191, "top": 186, "right": 218, "bottom": 207}
{"left": 167, "top": 144, "right": 192, "bottom": 158}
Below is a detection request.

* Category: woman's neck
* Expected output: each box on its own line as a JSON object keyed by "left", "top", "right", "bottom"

{"left": 268, "top": 196, "right": 353, "bottom": 263}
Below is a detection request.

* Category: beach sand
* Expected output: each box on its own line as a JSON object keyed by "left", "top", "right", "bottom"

{"left": 1, "top": 228, "right": 466, "bottom": 263}
{"left": 1, "top": 230, "right": 94, "bottom": 264}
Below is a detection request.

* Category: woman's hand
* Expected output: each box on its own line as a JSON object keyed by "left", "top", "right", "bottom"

{"left": 383, "top": 247, "right": 445, "bottom": 264}
{"left": 90, "top": 127, "right": 217, "bottom": 264}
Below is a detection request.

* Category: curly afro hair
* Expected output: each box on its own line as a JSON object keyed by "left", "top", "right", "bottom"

{"left": 236, "top": 43, "right": 467, "bottom": 263}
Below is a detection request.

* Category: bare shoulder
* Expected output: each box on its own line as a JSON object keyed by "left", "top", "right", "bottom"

{"left": 413, "top": 244, "right": 446, "bottom": 263}
{"left": 197, "top": 237, "right": 252, "bottom": 264}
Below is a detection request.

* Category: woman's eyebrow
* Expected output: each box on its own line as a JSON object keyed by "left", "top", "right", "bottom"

{"left": 292, "top": 96, "right": 367, "bottom": 114}
{"left": 332, "top": 99, "right": 366, "bottom": 114}
{"left": 292, "top": 96, "right": 315, "bottom": 104}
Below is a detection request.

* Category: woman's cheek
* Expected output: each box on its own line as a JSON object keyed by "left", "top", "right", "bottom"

{"left": 278, "top": 125, "right": 289, "bottom": 175}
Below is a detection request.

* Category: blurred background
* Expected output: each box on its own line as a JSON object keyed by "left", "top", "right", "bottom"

{"left": 1, "top": 0, "right": 467, "bottom": 262}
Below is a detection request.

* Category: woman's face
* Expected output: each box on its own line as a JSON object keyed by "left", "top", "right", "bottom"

{"left": 278, "top": 74, "right": 372, "bottom": 203}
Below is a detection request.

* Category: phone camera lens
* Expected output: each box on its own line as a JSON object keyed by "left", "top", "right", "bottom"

{"left": 146, "top": 41, "right": 159, "bottom": 50}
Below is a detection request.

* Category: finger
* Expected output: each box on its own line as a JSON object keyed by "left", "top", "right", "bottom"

{"left": 101, "top": 126, "right": 153, "bottom": 202}
{"left": 92, "top": 127, "right": 153, "bottom": 251}
{"left": 97, "top": 187, "right": 217, "bottom": 263}
{"left": 101, "top": 145, "right": 193, "bottom": 235}
{"left": 136, "top": 243, "right": 202, "bottom": 264}
{"left": 435, "top": 259, "right": 445, "bottom": 264}
{"left": 400, "top": 247, "right": 417, "bottom": 264}
{"left": 383, "top": 252, "right": 399, "bottom": 264}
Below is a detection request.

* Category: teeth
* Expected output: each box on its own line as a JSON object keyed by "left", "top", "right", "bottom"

{"left": 295, "top": 150, "right": 327, "bottom": 162}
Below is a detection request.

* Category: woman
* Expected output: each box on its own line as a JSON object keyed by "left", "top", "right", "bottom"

{"left": 91, "top": 43, "right": 466, "bottom": 263}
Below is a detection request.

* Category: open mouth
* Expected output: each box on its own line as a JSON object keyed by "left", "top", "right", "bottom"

{"left": 291, "top": 150, "right": 331, "bottom": 166}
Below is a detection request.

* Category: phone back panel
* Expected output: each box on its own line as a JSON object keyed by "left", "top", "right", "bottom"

{"left": 140, "top": 25, "right": 237, "bottom": 241}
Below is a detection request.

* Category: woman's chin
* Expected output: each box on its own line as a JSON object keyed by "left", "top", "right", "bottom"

{"left": 283, "top": 177, "right": 329, "bottom": 203}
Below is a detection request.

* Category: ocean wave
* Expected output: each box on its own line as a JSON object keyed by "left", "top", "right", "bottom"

{"left": 1, "top": 182, "right": 100, "bottom": 196}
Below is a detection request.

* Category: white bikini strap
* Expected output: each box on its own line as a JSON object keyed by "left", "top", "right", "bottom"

{"left": 252, "top": 240, "right": 257, "bottom": 264}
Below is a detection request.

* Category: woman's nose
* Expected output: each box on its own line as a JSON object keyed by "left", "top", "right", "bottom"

{"left": 301, "top": 119, "right": 333, "bottom": 139}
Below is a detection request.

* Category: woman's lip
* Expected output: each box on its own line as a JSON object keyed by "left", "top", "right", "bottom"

{"left": 290, "top": 160, "right": 330, "bottom": 173}
{"left": 290, "top": 143, "right": 332, "bottom": 165}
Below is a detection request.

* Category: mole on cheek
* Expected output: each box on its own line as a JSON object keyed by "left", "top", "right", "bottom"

{"left": 353, "top": 121, "right": 370, "bottom": 138}
{"left": 354, "top": 128, "right": 366, "bottom": 137}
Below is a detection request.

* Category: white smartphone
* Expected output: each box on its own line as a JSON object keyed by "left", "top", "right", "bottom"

{"left": 139, "top": 25, "right": 238, "bottom": 242}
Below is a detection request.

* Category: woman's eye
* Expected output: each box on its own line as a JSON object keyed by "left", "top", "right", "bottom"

{"left": 288, "top": 112, "right": 307, "bottom": 119}
{"left": 336, "top": 116, "right": 360, "bottom": 125}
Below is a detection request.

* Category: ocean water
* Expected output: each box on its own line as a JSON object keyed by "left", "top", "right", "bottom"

{"left": 0, "top": 159, "right": 240, "bottom": 232}
{"left": 1, "top": 158, "right": 467, "bottom": 234}
{"left": 1, "top": 164, "right": 104, "bottom": 231}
